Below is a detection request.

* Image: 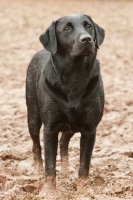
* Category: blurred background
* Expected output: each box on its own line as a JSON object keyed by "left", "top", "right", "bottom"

{"left": 0, "top": 0, "right": 133, "bottom": 199}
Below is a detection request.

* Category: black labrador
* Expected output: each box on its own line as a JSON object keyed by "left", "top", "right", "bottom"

{"left": 26, "top": 14, "right": 105, "bottom": 189}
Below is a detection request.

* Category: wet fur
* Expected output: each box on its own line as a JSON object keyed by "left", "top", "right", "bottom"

{"left": 26, "top": 14, "right": 105, "bottom": 189}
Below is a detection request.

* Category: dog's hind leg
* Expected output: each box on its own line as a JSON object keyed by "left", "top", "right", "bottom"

{"left": 59, "top": 132, "right": 74, "bottom": 175}
{"left": 26, "top": 79, "right": 43, "bottom": 177}
{"left": 27, "top": 107, "right": 44, "bottom": 177}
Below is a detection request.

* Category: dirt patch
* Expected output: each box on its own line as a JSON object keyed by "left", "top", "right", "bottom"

{"left": 0, "top": 0, "right": 133, "bottom": 199}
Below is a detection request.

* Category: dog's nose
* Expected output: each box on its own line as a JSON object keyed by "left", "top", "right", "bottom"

{"left": 79, "top": 35, "right": 92, "bottom": 43}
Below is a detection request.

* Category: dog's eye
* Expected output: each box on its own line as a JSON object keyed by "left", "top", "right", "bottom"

{"left": 64, "top": 26, "right": 71, "bottom": 31}
{"left": 86, "top": 24, "right": 91, "bottom": 28}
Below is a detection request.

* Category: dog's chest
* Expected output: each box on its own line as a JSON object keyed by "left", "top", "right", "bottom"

{"left": 61, "top": 101, "right": 87, "bottom": 130}
{"left": 59, "top": 108, "right": 86, "bottom": 133}
{"left": 60, "top": 71, "right": 88, "bottom": 99}
{"left": 60, "top": 106, "right": 83, "bottom": 132}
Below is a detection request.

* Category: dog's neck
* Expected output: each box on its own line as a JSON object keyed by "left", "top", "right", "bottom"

{"left": 52, "top": 54, "right": 79, "bottom": 74}
{"left": 49, "top": 51, "right": 98, "bottom": 101}
{"left": 52, "top": 52, "right": 97, "bottom": 75}
{"left": 45, "top": 51, "right": 99, "bottom": 101}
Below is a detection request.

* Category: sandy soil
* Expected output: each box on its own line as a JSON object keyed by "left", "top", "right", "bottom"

{"left": 0, "top": 0, "right": 133, "bottom": 199}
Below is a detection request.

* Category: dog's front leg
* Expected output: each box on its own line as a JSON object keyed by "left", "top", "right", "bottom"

{"left": 44, "top": 127, "right": 58, "bottom": 190}
{"left": 79, "top": 128, "right": 96, "bottom": 178}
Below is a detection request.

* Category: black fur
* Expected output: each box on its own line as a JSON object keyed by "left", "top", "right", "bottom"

{"left": 26, "top": 14, "right": 105, "bottom": 189}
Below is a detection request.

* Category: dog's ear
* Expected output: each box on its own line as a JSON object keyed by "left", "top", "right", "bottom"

{"left": 93, "top": 21, "right": 105, "bottom": 49}
{"left": 85, "top": 15, "right": 105, "bottom": 49}
{"left": 39, "top": 21, "right": 57, "bottom": 55}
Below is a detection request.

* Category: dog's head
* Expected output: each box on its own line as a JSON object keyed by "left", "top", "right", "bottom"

{"left": 40, "top": 14, "right": 105, "bottom": 58}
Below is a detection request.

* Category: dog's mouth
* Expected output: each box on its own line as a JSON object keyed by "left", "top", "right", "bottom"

{"left": 70, "top": 42, "right": 95, "bottom": 58}
{"left": 70, "top": 47, "right": 95, "bottom": 58}
{"left": 80, "top": 48, "right": 94, "bottom": 56}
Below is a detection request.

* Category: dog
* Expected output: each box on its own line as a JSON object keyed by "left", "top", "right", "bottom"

{"left": 26, "top": 14, "right": 105, "bottom": 190}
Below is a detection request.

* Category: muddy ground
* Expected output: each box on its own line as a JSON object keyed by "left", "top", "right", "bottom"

{"left": 0, "top": 0, "right": 133, "bottom": 199}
